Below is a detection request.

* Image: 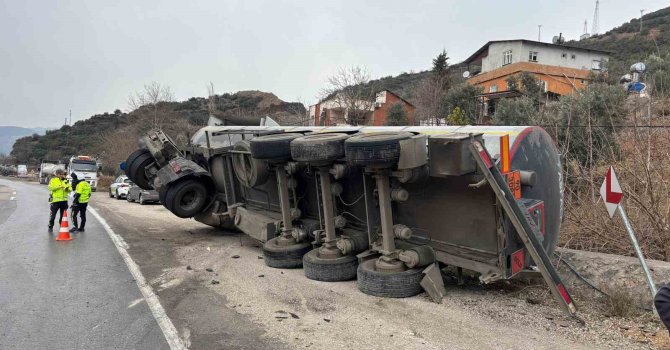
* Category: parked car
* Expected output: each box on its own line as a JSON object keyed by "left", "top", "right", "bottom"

{"left": 109, "top": 175, "right": 133, "bottom": 199}
{"left": 126, "top": 185, "right": 160, "bottom": 205}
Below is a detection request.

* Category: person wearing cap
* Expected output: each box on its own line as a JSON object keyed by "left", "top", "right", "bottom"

{"left": 48, "top": 169, "right": 71, "bottom": 232}
{"left": 70, "top": 178, "right": 91, "bottom": 232}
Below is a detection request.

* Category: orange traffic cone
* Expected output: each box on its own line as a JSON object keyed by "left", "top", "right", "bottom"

{"left": 55, "top": 210, "right": 73, "bottom": 241}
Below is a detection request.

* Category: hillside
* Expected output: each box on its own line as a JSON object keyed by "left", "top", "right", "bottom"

{"left": 0, "top": 126, "right": 46, "bottom": 155}
{"left": 365, "top": 7, "right": 670, "bottom": 103}
{"left": 567, "top": 6, "right": 670, "bottom": 77}
{"left": 10, "top": 91, "right": 305, "bottom": 169}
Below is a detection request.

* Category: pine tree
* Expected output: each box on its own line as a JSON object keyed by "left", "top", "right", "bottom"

{"left": 385, "top": 103, "right": 408, "bottom": 126}
{"left": 432, "top": 49, "right": 449, "bottom": 75}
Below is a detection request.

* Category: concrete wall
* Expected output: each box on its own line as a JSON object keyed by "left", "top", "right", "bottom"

{"left": 521, "top": 42, "right": 609, "bottom": 70}
{"left": 482, "top": 41, "right": 524, "bottom": 72}
{"left": 481, "top": 41, "right": 609, "bottom": 73}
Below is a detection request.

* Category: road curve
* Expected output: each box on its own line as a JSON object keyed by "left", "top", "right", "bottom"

{"left": 0, "top": 179, "right": 169, "bottom": 350}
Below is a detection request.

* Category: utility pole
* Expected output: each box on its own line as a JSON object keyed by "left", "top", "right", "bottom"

{"left": 69, "top": 109, "right": 72, "bottom": 126}
{"left": 538, "top": 25, "right": 542, "bottom": 41}
{"left": 640, "top": 9, "right": 645, "bottom": 32}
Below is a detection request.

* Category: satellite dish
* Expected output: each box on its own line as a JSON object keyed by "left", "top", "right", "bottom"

{"left": 630, "top": 62, "right": 646, "bottom": 73}
{"left": 462, "top": 71, "right": 470, "bottom": 78}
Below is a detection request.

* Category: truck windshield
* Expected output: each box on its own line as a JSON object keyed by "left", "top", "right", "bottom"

{"left": 72, "top": 162, "right": 97, "bottom": 172}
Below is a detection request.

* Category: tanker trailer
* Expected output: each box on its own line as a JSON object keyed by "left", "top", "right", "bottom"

{"left": 39, "top": 160, "right": 66, "bottom": 185}
{"left": 125, "top": 125, "right": 573, "bottom": 313}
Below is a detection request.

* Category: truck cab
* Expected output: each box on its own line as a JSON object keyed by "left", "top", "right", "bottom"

{"left": 67, "top": 155, "right": 99, "bottom": 191}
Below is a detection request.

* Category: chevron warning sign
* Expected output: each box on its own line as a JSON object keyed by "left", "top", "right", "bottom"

{"left": 599, "top": 166, "right": 623, "bottom": 218}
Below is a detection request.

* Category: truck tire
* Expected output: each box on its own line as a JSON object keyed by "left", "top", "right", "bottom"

{"left": 231, "top": 140, "right": 269, "bottom": 188}
{"left": 290, "top": 133, "right": 350, "bottom": 165}
{"left": 357, "top": 259, "right": 423, "bottom": 298}
{"left": 163, "top": 178, "right": 209, "bottom": 218}
{"left": 249, "top": 133, "right": 303, "bottom": 160}
{"left": 126, "top": 149, "right": 154, "bottom": 190}
{"left": 345, "top": 132, "right": 413, "bottom": 168}
{"left": 302, "top": 249, "right": 358, "bottom": 282}
{"left": 125, "top": 149, "right": 150, "bottom": 178}
{"left": 262, "top": 238, "right": 311, "bottom": 269}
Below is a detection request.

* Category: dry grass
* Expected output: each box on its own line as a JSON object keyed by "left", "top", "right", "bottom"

{"left": 97, "top": 175, "right": 114, "bottom": 191}
{"left": 559, "top": 97, "right": 670, "bottom": 261}
{"left": 603, "top": 288, "right": 640, "bottom": 318}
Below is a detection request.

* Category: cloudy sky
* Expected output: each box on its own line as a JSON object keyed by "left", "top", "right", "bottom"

{"left": 0, "top": 0, "right": 666, "bottom": 128}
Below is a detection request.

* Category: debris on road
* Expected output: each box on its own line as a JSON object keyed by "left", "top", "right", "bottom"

{"left": 211, "top": 280, "right": 220, "bottom": 285}
{"left": 205, "top": 268, "right": 214, "bottom": 272}
{"left": 232, "top": 255, "right": 240, "bottom": 259}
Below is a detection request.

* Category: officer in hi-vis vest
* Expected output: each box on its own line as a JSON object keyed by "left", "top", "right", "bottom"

{"left": 48, "top": 169, "right": 71, "bottom": 232}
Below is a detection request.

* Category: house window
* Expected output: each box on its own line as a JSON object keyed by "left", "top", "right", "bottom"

{"left": 489, "top": 85, "right": 498, "bottom": 93}
{"left": 591, "top": 60, "right": 602, "bottom": 70}
{"left": 571, "top": 54, "right": 576, "bottom": 59}
{"left": 503, "top": 50, "right": 513, "bottom": 65}
{"left": 561, "top": 52, "right": 567, "bottom": 59}
{"left": 528, "top": 51, "right": 538, "bottom": 62}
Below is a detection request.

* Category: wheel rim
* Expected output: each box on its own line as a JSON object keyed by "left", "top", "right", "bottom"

{"left": 180, "top": 189, "right": 200, "bottom": 211}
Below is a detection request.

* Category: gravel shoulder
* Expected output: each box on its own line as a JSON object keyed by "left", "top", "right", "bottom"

{"left": 90, "top": 191, "right": 666, "bottom": 349}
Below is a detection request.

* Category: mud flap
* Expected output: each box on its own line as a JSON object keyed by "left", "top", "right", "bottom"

{"left": 420, "top": 263, "right": 447, "bottom": 304}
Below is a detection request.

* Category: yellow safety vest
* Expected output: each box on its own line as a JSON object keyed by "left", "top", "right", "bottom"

{"left": 48, "top": 178, "right": 71, "bottom": 203}
{"left": 76, "top": 181, "right": 92, "bottom": 203}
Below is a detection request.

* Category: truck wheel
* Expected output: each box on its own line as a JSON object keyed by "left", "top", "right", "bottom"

{"left": 125, "top": 149, "right": 147, "bottom": 177}
{"left": 231, "top": 140, "right": 269, "bottom": 188}
{"left": 262, "top": 238, "right": 311, "bottom": 269}
{"left": 344, "top": 132, "right": 413, "bottom": 168}
{"left": 290, "top": 133, "right": 350, "bottom": 165}
{"left": 164, "top": 179, "right": 208, "bottom": 218}
{"left": 303, "top": 249, "right": 358, "bottom": 282}
{"left": 249, "top": 133, "right": 303, "bottom": 160}
{"left": 357, "top": 259, "right": 423, "bottom": 298}
{"left": 128, "top": 151, "right": 154, "bottom": 190}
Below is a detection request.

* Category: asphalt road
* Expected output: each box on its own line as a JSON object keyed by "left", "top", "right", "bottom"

{"left": 0, "top": 178, "right": 660, "bottom": 349}
{"left": 0, "top": 179, "right": 169, "bottom": 350}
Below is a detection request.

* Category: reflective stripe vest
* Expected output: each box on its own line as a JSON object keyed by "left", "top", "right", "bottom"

{"left": 48, "top": 177, "right": 71, "bottom": 203}
{"left": 76, "top": 181, "right": 92, "bottom": 203}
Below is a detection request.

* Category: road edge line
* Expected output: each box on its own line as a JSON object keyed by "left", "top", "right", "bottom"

{"left": 89, "top": 206, "right": 187, "bottom": 350}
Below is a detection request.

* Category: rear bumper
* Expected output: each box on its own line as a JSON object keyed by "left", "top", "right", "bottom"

{"left": 141, "top": 192, "right": 160, "bottom": 202}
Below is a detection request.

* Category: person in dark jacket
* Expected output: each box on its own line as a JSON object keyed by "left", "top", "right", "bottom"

{"left": 655, "top": 285, "right": 670, "bottom": 334}
{"left": 70, "top": 172, "right": 80, "bottom": 190}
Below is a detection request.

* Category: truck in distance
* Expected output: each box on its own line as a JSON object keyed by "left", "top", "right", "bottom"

{"left": 67, "top": 155, "right": 99, "bottom": 191}
{"left": 39, "top": 160, "right": 66, "bottom": 184}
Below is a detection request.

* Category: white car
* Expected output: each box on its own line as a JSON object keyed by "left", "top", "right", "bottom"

{"left": 109, "top": 175, "right": 133, "bottom": 199}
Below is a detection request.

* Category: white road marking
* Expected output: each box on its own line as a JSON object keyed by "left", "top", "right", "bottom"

{"left": 88, "top": 207, "right": 188, "bottom": 350}
{"left": 128, "top": 298, "right": 145, "bottom": 309}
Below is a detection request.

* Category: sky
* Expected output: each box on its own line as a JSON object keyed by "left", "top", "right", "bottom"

{"left": 0, "top": 0, "right": 667, "bottom": 128}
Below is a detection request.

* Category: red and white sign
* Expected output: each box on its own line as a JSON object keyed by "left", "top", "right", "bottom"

{"left": 599, "top": 166, "right": 623, "bottom": 218}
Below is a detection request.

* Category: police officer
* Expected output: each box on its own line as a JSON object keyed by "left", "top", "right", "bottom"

{"left": 48, "top": 169, "right": 71, "bottom": 232}
{"left": 70, "top": 178, "right": 91, "bottom": 232}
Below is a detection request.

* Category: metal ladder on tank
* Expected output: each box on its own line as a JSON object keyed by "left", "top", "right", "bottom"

{"left": 468, "top": 137, "right": 578, "bottom": 317}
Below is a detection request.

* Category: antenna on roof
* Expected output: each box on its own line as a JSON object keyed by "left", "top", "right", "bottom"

{"left": 591, "top": 0, "right": 600, "bottom": 35}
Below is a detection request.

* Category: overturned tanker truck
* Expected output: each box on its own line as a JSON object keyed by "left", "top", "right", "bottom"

{"left": 125, "top": 124, "right": 575, "bottom": 313}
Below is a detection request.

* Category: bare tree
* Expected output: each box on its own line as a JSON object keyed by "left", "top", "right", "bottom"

{"left": 319, "top": 66, "right": 377, "bottom": 125}
{"left": 413, "top": 74, "right": 450, "bottom": 125}
{"left": 127, "top": 81, "right": 174, "bottom": 128}
{"left": 206, "top": 81, "right": 216, "bottom": 116}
